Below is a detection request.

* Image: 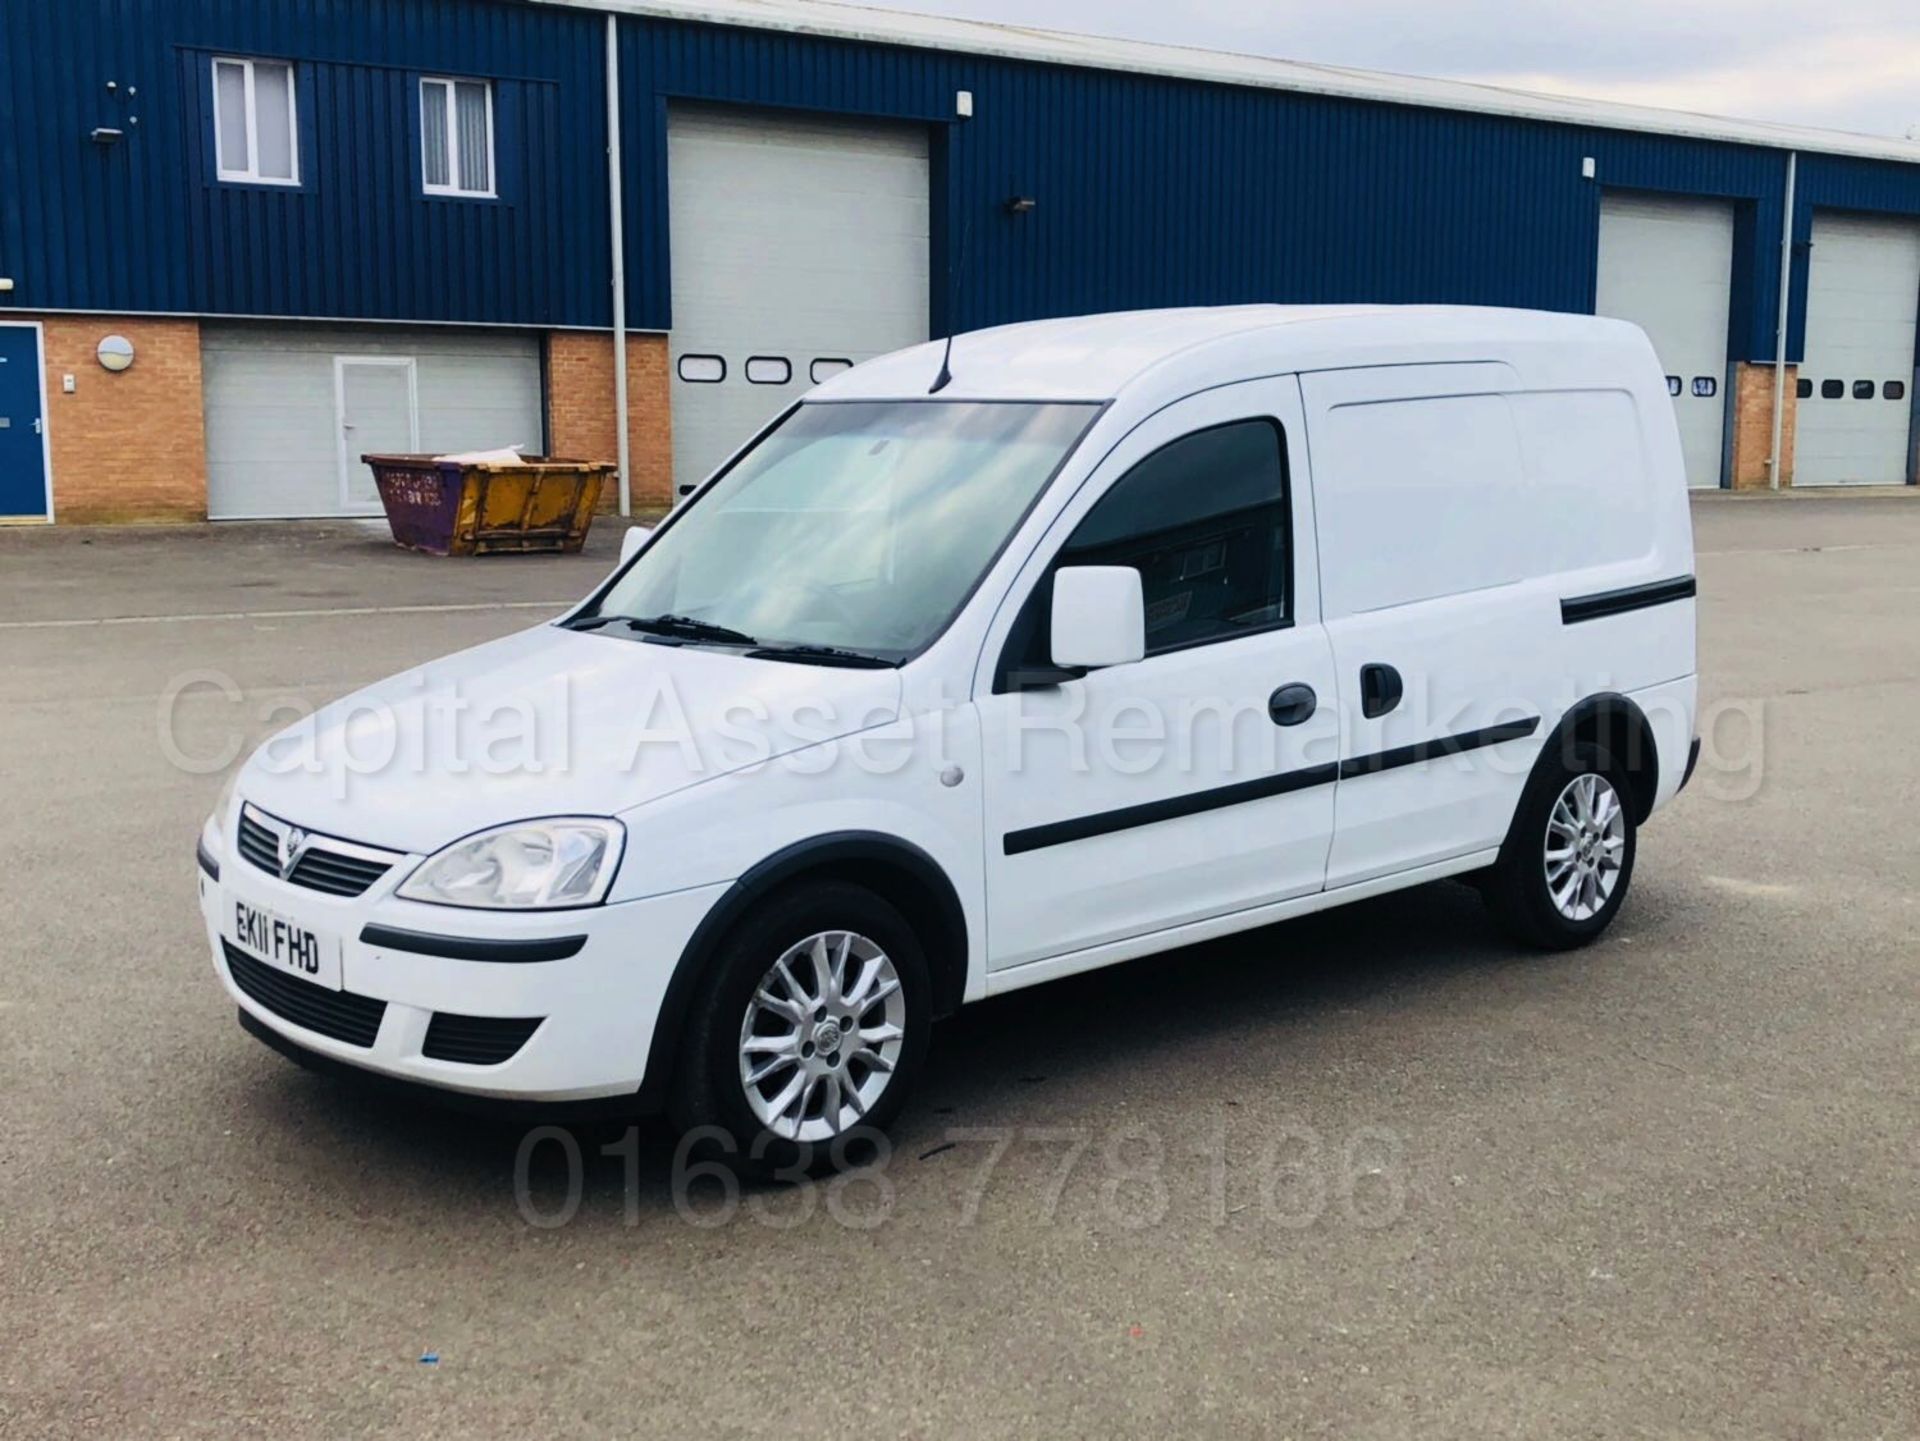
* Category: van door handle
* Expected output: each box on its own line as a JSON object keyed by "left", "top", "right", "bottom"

{"left": 1268, "top": 683, "right": 1317, "bottom": 727}
{"left": 1360, "top": 663, "right": 1403, "bottom": 719}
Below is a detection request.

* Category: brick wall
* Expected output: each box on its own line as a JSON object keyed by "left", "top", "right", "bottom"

{"left": 34, "top": 315, "right": 209, "bottom": 522}
{"left": 1728, "top": 361, "right": 1798, "bottom": 490}
{"left": 545, "top": 332, "right": 673, "bottom": 510}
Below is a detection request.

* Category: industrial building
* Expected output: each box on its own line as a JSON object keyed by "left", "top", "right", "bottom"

{"left": 5, "top": 0, "right": 1920, "bottom": 525}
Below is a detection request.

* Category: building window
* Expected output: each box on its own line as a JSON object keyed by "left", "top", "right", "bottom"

{"left": 810, "top": 358, "right": 853, "bottom": 384}
{"left": 1852, "top": 380, "right": 1876, "bottom": 400}
{"left": 745, "top": 357, "right": 792, "bottom": 385}
{"left": 677, "top": 355, "right": 725, "bottom": 383}
{"left": 213, "top": 58, "right": 299, "bottom": 186}
{"left": 421, "top": 78, "right": 495, "bottom": 197}
{"left": 1821, "top": 380, "right": 1844, "bottom": 399}
{"left": 1665, "top": 376, "right": 1682, "bottom": 397}
{"left": 1796, "top": 378, "right": 1812, "bottom": 400}
{"left": 1691, "top": 376, "right": 1717, "bottom": 399}
{"left": 1886, "top": 380, "right": 1908, "bottom": 402}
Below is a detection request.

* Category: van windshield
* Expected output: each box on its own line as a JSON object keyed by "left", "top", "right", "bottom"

{"left": 587, "top": 400, "right": 1100, "bottom": 662}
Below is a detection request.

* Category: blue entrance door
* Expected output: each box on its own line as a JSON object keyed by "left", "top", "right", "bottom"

{"left": 0, "top": 326, "right": 49, "bottom": 519}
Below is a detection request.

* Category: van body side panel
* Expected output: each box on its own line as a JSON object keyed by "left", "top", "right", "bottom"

{"left": 1628, "top": 673, "right": 1699, "bottom": 814}
{"left": 1302, "top": 344, "right": 1696, "bottom": 888}
{"left": 1313, "top": 586, "right": 1560, "bottom": 885}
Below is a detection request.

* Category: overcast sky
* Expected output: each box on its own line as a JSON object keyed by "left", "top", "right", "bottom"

{"left": 875, "top": 0, "right": 1920, "bottom": 138}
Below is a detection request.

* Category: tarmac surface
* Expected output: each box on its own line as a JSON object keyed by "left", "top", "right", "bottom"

{"left": 1, "top": 496, "right": 1914, "bottom": 1437}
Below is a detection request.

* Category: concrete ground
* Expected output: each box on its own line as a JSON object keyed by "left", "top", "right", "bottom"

{"left": 0, "top": 497, "right": 1914, "bottom": 1438}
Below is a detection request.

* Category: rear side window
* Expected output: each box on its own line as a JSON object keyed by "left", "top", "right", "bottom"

{"left": 1057, "top": 420, "right": 1290, "bottom": 653}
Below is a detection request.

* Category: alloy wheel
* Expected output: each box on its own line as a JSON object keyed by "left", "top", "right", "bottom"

{"left": 737, "top": 930, "right": 907, "bottom": 1143}
{"left": 1544, "top": 772, "right": 1627, "bottom": 922}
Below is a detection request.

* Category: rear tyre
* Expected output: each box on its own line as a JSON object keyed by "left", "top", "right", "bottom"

{"left": 1482, "top": 740, "right": 1637, "bottom": 950}
{"left": 668, "top": 881, "right": 931, "bottom": 1180}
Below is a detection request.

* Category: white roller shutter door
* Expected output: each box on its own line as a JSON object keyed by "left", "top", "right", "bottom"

{"left": 1795, "top": 212, "right": 1920, "bottom": 486}
{"left": 667, "top": 104, "right": 930, "bottom": 497}
{"left": 1596, "top": 192, "right": 1735, "bottom": 490}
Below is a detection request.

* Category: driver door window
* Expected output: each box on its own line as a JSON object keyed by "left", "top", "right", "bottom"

{"left": 1060, "top": 419, "right": 1290, "bottom": 651}
{"left": 998, "top": 419, "right": 1291, "bottom": 686}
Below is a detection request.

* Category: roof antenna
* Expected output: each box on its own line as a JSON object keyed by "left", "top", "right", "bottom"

{"left": 928, "top": 206, "right": 975, "bottom": 395}
{"left": 929, "top": 332, "right": 955, "bottom": 394}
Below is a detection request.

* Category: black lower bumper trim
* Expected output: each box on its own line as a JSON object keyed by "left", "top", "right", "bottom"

{"left": 1679, "top": 735, "right": 1702, "bottom": 794}
{"left": 358, "top": 924, "right": 587, "bottom": 963}
{"left": 196, "top": 838, "right": 220, "bottom": 882}
{"left": 236, "top": 1008, "right": 651, "bottom": 1121}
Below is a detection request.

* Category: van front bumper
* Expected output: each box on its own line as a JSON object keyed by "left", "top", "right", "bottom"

{"left": 198, "top": 826, "right": 729, "bottom": 1103}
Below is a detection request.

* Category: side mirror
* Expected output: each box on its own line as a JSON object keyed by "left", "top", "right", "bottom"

{"left": 1051, "top": 566, "right": 1145, "bottom": 670}
{"left": 618, "top": 526, "right": 651, "bottom": 564}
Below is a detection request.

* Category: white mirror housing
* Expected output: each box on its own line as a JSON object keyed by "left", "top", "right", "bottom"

{"left": 1050, "top": 565, "right": 1146, "bottom": 670}
{"left": 618, "top": 525, "right": 652, "bottom": 564}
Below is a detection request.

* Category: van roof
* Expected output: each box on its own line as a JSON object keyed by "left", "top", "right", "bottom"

{"left": 813, "top": 305, "right": 1648, "bottom": 403}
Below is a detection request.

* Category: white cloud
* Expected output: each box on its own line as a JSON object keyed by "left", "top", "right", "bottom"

{"left": 869, "top": 0, "right": 1920, "bottom": 136}
{"left": 1469, "top": 31, "right": 1920, "bottom": 137}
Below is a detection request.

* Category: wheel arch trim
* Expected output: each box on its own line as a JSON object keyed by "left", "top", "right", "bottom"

{"left": 1527, "top": 692, "right": 1663, "bottom": 828}
{"left": 635, "top": 831, "right": 970, "bottom": 1109}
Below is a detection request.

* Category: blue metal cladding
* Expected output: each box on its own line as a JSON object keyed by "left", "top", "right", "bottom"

{"left": 0, "top": 0, "right": 611, "bottom": 327}
{"left": 11, "top": 0, "right": 1920, "bottom": 367}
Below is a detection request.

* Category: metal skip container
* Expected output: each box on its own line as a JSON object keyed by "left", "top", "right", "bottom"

{"left": 363, "top": 449, "right": 616, "bottom": 556}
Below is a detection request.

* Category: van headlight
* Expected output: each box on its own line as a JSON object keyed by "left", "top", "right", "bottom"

{"left": 208, "top": 766, "right": 242, "bottom": 837}
{"left": 397, "top": 819, "right": 626, "bottom": 910}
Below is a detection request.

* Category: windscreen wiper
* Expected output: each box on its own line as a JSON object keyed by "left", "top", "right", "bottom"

{"left": 745, "top": 643, "right": 898, "bottom": 669}
{"left": 625, "top": 613, "right": 759, "bottom": 646}
{"left": 558, "top": 612, "right": 758, "bottom": 645}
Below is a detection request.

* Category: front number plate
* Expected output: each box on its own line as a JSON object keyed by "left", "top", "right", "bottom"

{"left": 227, "top": 899, "right": 343, "bottom": 991}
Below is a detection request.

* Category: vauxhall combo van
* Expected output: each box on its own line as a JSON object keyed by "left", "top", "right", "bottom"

{"left": 197, "top": 306, "right": 1699, "bottom": 1171}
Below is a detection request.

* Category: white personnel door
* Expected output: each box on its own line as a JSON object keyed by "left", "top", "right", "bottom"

{"left": 977, "top": 379, "right": 1341, "bottom": 974}
{"left": 1596, "top": 192, "right": 1734, "bottom": 489}
{"left": 667, "top": 104, "right": 930, "bottom": 498}
{"left": 1795, "top": 212, "right": 1920, "bottom": 486}
{"left": 335, "top": 359, "right": 417, "bottom": 512}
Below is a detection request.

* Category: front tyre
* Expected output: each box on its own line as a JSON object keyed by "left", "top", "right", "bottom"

{"left": 669, "top": 882, "right": 931, "bottom": 1179}
{"left": 1482, "top": 740, "right": 1637, "bottom": 950}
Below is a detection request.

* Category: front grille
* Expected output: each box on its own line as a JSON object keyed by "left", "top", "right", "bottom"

{"left": 236, "top": 806, "right": 399, "bottom": 898}
{"left": 236, "top": 809, "right": 279, "bottom": 873}
{"left": 223, "top": 940, "right": 387, "bottom": 1048}
{"left": 422, "top": 1012, "right": 543, "bottom": 1066}
{"left": 284, "top": 849, "right": 393, "bottom": 897}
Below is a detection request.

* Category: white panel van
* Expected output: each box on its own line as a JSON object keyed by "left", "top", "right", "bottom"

{"left": 197, "top": 306, "right": 1700, "bottom": 1173}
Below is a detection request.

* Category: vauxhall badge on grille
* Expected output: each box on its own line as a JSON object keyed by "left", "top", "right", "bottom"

{"left": 278, "top": 827, "right": 309, "bottom": 881}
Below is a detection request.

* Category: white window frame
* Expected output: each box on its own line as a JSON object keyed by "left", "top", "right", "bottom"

{"left": 420, "top": 77, "right": 497, "bottom": 199}
{"left": 211, "top": 57, "right": 300, "bottom": 187}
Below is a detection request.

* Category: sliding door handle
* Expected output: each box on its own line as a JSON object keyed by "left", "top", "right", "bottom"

{"left": 1268, "top": 682, "right": 1318, "bottom": 727}
{"left": 1360, "top": 663, "right": 1403, "bottom": 719}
